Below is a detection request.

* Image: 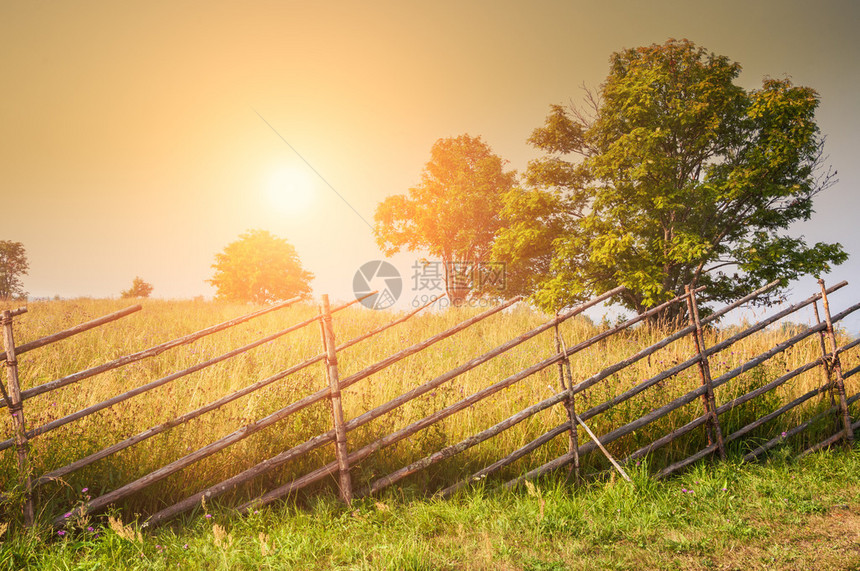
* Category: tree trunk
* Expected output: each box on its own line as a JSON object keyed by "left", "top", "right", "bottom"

{"left": 444, "top": 260, "right": 471, "bottom": 306}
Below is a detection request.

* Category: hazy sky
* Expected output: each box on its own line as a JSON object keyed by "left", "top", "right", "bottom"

{"left": 3, "top": 1, "right": 858, "bottom": 330}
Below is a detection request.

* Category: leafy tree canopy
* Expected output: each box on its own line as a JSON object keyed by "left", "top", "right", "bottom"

{"left": 374, "top": 134, "right": 516, "bottom": 304}
{"left": 0, "top": 241, "right": 29, "bottom": 300}
{"left": 121, "top": 276, "right": 154, "bottom": 299}
{"left": 208, "top": 229, "right": 313, "bottom": 304}
{"left": 494, "top": 39, "right": 846, "bottom": 322}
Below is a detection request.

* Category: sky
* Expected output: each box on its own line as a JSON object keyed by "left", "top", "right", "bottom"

{"left": 2, "top": 1, "right": 859, "bottom": 332}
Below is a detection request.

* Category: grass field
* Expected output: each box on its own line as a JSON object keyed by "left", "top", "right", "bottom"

{"left": 1, "top": 295, "right": 858, "bottom": 556}
{"left": 2, "top": 447, "right": 859, "bottom": 570}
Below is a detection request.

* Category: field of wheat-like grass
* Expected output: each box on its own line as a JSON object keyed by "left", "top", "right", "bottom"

{"left": 1, "top": 296, "right": 857, "bottom": 519}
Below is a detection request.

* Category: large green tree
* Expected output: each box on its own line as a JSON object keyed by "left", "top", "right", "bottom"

{"left": 374, "top": 134, "right": 517, "bottom": 304}
{"left": 495, "top": 39, "right": 846, "bottom": 322}
{"left": 208, "top": 229, "right": 313, "bottom": 303}
{"left": 0, "top": 240, "right": 29, "bottom": 300}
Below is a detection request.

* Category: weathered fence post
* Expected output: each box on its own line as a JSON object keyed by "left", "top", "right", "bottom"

{"left": 685, "top": 285, "right": 726, "bottom": 460}
{"left": 817, "top": 279, "right": 854, "bottom": 445}
{"left": 319, "top": 295, "right": 353, "bottom": 504}
{"left": 1, "top": 308, "right": 34, "bottom": 526}
{"left": 553, "top": 321, "right": 580, "bottom": 485}
{"left": 812, "top": 301, "right": 837, "bottom": 408}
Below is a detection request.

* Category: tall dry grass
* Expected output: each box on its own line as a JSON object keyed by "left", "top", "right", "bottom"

{"left": 0, "top": 295, "right": 857, "bottom": 520}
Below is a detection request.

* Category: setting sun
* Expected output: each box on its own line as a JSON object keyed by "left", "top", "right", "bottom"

{"left": 264, "top": 166, "right": 315, "bottom": 214}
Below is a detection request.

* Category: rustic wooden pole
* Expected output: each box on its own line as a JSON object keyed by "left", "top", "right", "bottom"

{"left": 655, "top": 443, "right": 720, "bottom": 479}
{"left": 16, "top": 295, "right": 304, "bottom": 404}
{"left": 575, "top": 412, "right": 632, "bottom": 483}
{"left": 686, "top": 286, "right": 715, "bottom": 448}
{"left": 817, "top": 279, "right": 854, "bottom": 445}
{"left": 336, "top": 292, "right": 445, "bottom": 353}
{"left": 554, "top": 322, "right": 580, "bottom": 485}
{"left": 812, "top": 301, "right": 837, "bottom": 408}
{"left": 238, "top": 457, "right": 340, "bottom": 513}
{"left": 801, "top": 388, "right": 860, "bottom": 457}
{"left": 337, "top": 295, "right": 525, "bottom": 392}
{"left": 685, "top": 285, "right": 726, "bottom": 460}
{"left": 320, "top": 295, "right": 352, "bottom": 504}
{"left": 1, "top": 308, "right": 34, "bottom": 526}
{"left": 0, "top": 304, "right": 141, "bottom": 364}
{"left": 363, "top": 384, "right": 572, "bottom": 496}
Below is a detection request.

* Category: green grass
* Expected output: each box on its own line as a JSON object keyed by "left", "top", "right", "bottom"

{"left": 1, "top": 297, "right": 858, "bottom": 533}
{"left": 2, "top": 445, "right": 859, "bottom": 569}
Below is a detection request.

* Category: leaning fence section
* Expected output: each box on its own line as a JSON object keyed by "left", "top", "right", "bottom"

{"left": 1, "top": 279, "right": 858, "bottom": 530}
{"left": 498, "top": 280, "right": 858, "bottom": 490}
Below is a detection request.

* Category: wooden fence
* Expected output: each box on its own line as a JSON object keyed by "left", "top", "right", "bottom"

{"left": 0, "top": 279, "right": 858, "bottom": 530}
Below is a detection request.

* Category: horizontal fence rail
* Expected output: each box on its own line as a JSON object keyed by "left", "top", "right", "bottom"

{"left": 0, "top": 279, "right": 857, "bottom": 532}
{"left": 9, "top": 297, "right": 304, "bottom": 406}
{"left": 0, "top": 305, "right": 141, "bottom": 364}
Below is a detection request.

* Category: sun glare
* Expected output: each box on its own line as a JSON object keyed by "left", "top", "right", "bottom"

{"left": 265, "top": 166, "right": 315, "bottom": 214}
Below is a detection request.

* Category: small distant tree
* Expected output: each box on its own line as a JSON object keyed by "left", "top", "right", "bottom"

{"left": 121, "top": 276, "right": 154, "bottom": 298}
{"left": 0, "top": 241, "right": 29, "bottom": 300}
{"left": 208, "top": 229, "right": 313, "bottom": 304}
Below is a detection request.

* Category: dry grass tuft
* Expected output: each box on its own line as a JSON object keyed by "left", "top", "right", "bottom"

{"left": 108, "top": 515, "right": 141, "bottom": 542}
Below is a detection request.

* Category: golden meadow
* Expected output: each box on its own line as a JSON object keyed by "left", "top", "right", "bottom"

{"left": 1, "top": 296, "right": 857, "bottom": 517}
